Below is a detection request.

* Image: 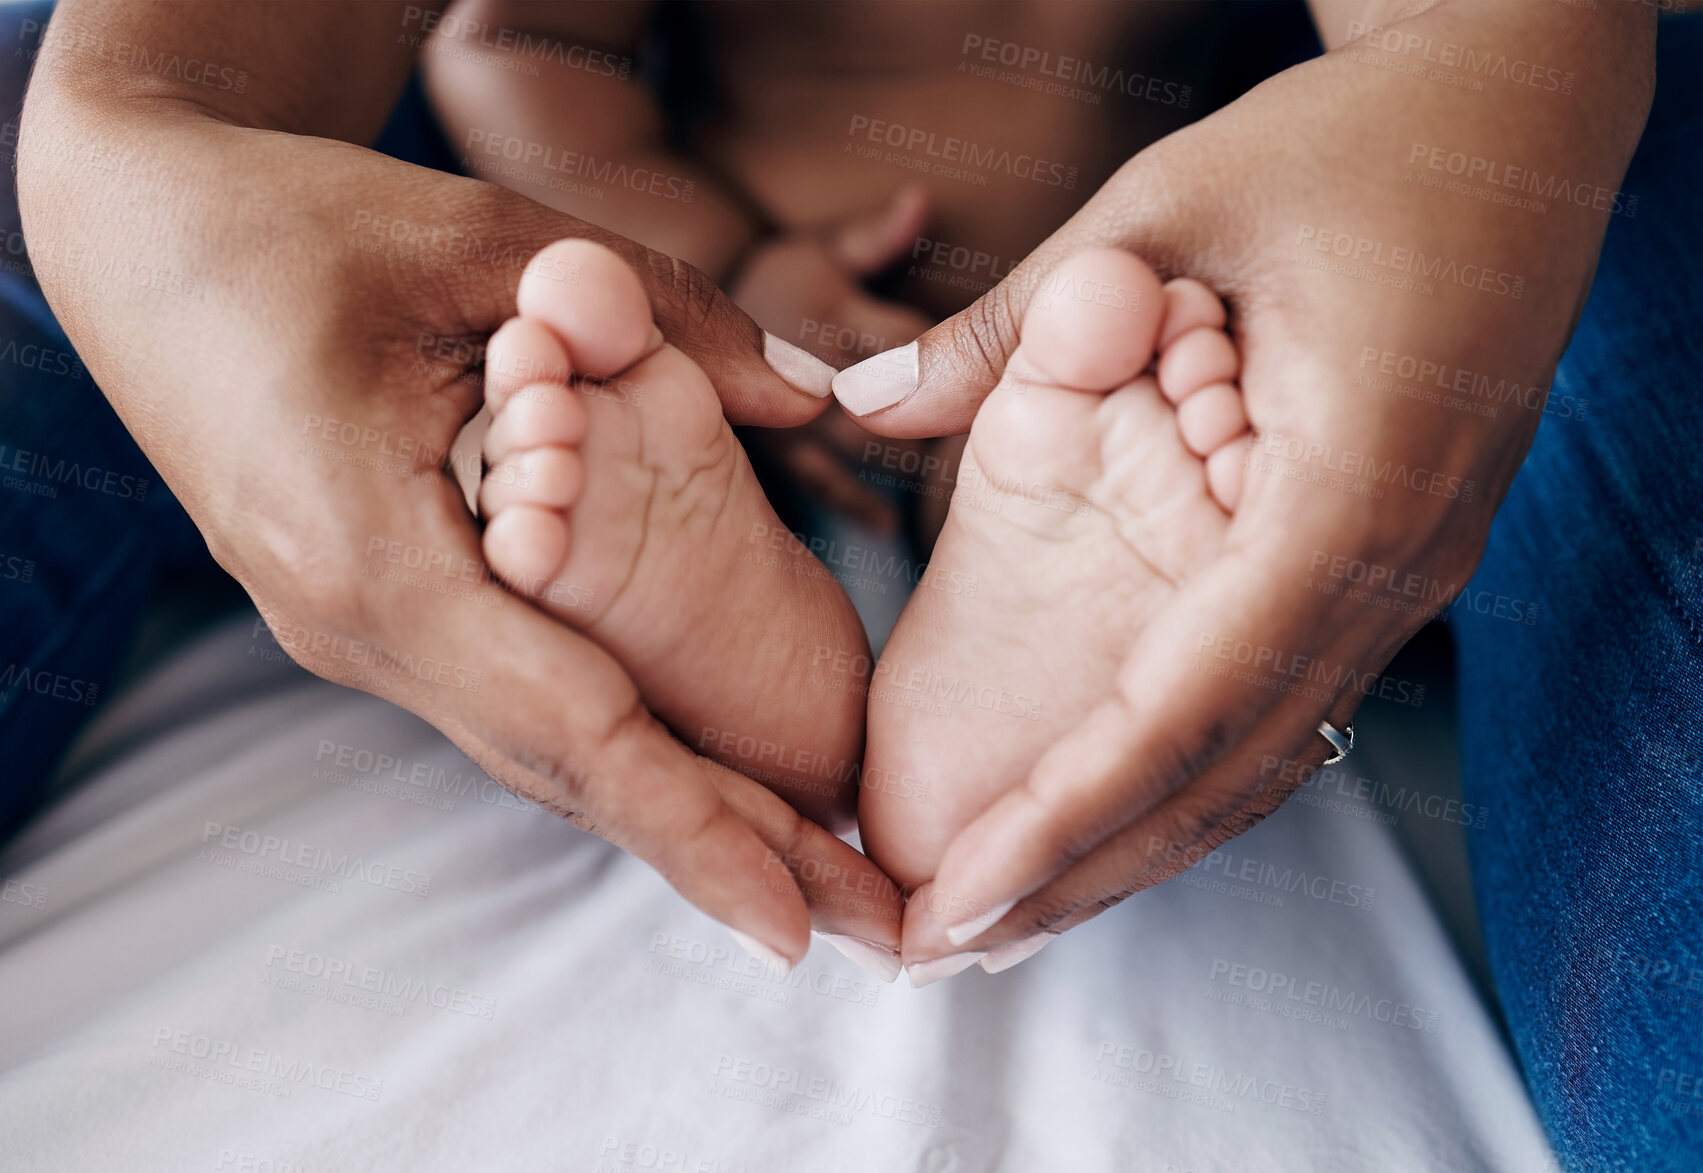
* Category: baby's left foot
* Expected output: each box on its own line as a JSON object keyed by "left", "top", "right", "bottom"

{"left": 860, "top": 248, "right": 1250, "bottom": 896}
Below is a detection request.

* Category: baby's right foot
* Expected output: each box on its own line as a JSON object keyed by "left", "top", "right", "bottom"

{"left": 478, "top": 241, "right": 871, "bottom": 827}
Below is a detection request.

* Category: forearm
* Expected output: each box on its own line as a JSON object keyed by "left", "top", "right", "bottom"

{"left": 14, "top": 1, "right": 614, "bottom": 516}
{"left": 1277, "top": 0, "right": 1656, "bottom": 346}
{"left": 18, "top": 0, "right": 424, "bottom": 381}
{"left": 421, "top": 6, "right": 762, "bottom": 279}
{"left": 27, "top": 0, "right": 426, "bottom": 139}
{"left": 1307, "top": 0, "right": 1655, "bottom": 144}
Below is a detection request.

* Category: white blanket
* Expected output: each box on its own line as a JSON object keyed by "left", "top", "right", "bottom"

{"left": 0, "top": 614, "right": 1557, "bottom": 1173}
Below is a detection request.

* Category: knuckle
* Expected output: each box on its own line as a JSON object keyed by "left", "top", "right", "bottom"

{"left": 1025, "top": 890, "right": 1086, "bottom": 931}
{"left": 291, "top": 562, "right": 378, "bottom": 638}
{"left": 1095, "top": 883, "right": 1144, "bottom": 913}
{"left": 953, "top": 285, "right": 1024, "bottom": 380}
{"left": 650, "top": 252, "right": 723, "bottom": 331}
{"left": 574, "top": 691, "right": 663, "bottom": 797}
{"left": 489, "top": 733, "right": 603, "bottom": 827}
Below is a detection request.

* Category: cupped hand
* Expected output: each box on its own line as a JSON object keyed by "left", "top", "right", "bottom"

{"left": 18, "top": 94, "right": 901, "bottom": 967}
{"left": 837, "top": 5, "right": 1654, "bottom": 967}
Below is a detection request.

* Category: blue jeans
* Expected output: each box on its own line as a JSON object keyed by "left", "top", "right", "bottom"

{"left": 1451, "top": 15, "right": 1703, "bottom": 1171}
{"left": 1, "top": 3, "right": 1698, "bottom": 1166}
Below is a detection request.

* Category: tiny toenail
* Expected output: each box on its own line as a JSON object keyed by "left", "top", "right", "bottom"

{"left": 764, "top": 332, "right": 836, "bottom": 398}
{"left": 833, "top": 342, "right": 919, "bottom": 417}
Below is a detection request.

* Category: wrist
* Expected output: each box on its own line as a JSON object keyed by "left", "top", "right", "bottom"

{"left": 1321, "top": 0, "right": 1656, "bottom": 136}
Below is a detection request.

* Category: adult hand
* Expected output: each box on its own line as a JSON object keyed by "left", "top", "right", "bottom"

{"left": 833, "top": 0, "right": 1656, "bottom": 964}
{"left": 18, "top": 0, "right": 899, "bottom": 968}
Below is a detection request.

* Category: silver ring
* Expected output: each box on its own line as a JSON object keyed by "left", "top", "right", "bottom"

{"left": 1317, "top": 720, "right": 1354, "bottom": 765}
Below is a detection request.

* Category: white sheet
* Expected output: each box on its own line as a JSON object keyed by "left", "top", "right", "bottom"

{"left": 0, "top": 613, "right": 1557, "bottom": 1173}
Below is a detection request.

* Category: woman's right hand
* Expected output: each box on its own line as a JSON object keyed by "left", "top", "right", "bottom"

{"left": 17, "top": 0, "right": 902, "bottom": 968}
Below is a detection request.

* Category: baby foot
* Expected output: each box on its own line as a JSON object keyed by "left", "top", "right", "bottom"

{"left": 860, "top": 248, "right": 1250, "bottom": 891}
{"left": 478, "top": 240, "right": 870, "bottom": 827}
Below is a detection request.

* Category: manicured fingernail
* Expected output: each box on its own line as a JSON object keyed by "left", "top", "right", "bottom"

{"left": 979, "top": 933, "right": 1055, "bottom": 975}
{"left": 763, "top": 332, "right": 835, "bottom": 398}
{"left": 906, "top": 951, "right": 986, "bottom": 989}
{"left": 945, "top": 898, "right": 1016, "bottom": 947}
{"left": 818, "top": 934, "right": 901, "bottom": 983}
{"left": 833, "top": 342, "right": 918, "bottom": 417}
{"left": 730, "top": 929, "right": 793, "bottom": 977}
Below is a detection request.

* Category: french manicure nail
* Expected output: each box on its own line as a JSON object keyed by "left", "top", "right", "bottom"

{"left": 818, "top": 934, "right": 902, "bottom": 983}
{"left": 979, "top": 933, "right": 1055, "bottom": 975}
{"left": 730, "top": 929, "right": 793, "bottom": 977}
{"left": 763, "top": 332, "right": 836, "bottom": 398}
{"left": 906, "top": 951, "right": 987, "bottom": 989}
{"left": 945, "top": 898, "right": 1016, "bottom": 947}
{"left": 832, "top": 342, "right": 919, "bottom": 417}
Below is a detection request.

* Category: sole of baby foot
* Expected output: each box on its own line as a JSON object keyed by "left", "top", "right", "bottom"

{"left": 477, "top": 239, "right": 871, "bottom": 829}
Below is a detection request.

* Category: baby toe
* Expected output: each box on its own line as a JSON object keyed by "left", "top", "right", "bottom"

{"left": 1157, "top": 326, "right": 1240, "bottom": 404}
{"left": 1205, "top": 436, "right": 1251, "bottom": 513}
{"left": 1016, "top": 248, "right": 1164, "bottom": 393}
{"left": 1176, "top": 382, "right": 1247, "bottom": 457}
{"left": 1158, "top": 278, "right": 1227, "bottom": 350}
{"left": 482, "top": 504, "right": 571, "bottom": 592}
{"left": 484, "top": 384, "right": 588, "bottom": 463}
{"left": 486, "top": 318, "right": 572, "bottom": 412}
{"left": 517, "top": 240, "right": 658, "bottom": 378}
{"left": 479, "top": 446, "right": 585, "bottom": 517}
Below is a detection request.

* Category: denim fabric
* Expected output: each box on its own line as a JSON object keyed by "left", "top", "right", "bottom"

{"left": 0, "top": 2, "right": 205, "bottom": 837}
{"left": 1452, "top": 15, "right": 1703, "bottom": 1172}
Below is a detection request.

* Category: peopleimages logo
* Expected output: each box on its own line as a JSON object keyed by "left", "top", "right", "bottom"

{"left": 403, "top": 5, "right": 633, "bottom": 79}
{"left": 1195, "top": 632, "right": 1425, "bottom": 709}
{"left": 1406, "top": 143, "right": 1636, "bottom": 217}
{"left": 150, "top": 1026, "right": 382, "bottom": 1102}
{"left": 1263, "top": 755, "right": 1491, "bottom": 831}
{"left": 0, "top": 444, "right": 148, "bottom": 500}
{"left": 200, "top": 821, "right": 432, "bottom": 896}
{"left": 1208, "top": 958, "right": 1440, "bottom": 1033}
{"left": 0, "top": 662, "right": 99, "bottom": 706}
{"left": 262, "top": 945, "right": 497, "bottom": 1019}
{"left": 958, "top": 34, "right": 1192, "bottom": 108}
{"left": 1151, "top": 835, "right": 1376, "bottom": 911}
{"left": 845, "top": 115, "right": 1078, "bottom": 189}
{"left": 1093, "top": 1039, "right": 1328, "bottom": 1115}
{"left": 1294, "top": 225, "right": 1524, "bottom": 299}
{"left": 710, "top": 1055, "right": 943, "bottom": 1128}
{"left": 1345, "top": 21, "right": 1576, "bottom": 93}
{"left": 1251, "top": 430, "right": 1475, "bottom": 503}
{"left": 463, "top": 130, "right": 696, "bottom": 202}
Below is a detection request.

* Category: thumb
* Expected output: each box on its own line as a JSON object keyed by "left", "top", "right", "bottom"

{"left": 830, "top": 233, "right": 1075, "bottom": 437}
{"left": 633, "top": 245, "right": 842, "bottom": 429}
{"left": 475, "top": 195, "right": 841, "bottom": 429}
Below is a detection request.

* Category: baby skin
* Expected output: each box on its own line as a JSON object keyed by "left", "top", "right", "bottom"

{"left": 477, "top": 240, "right": 870, "bottom": 828}
{"left": 859, "top": 248, "right": 1251, "bottom": 902}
